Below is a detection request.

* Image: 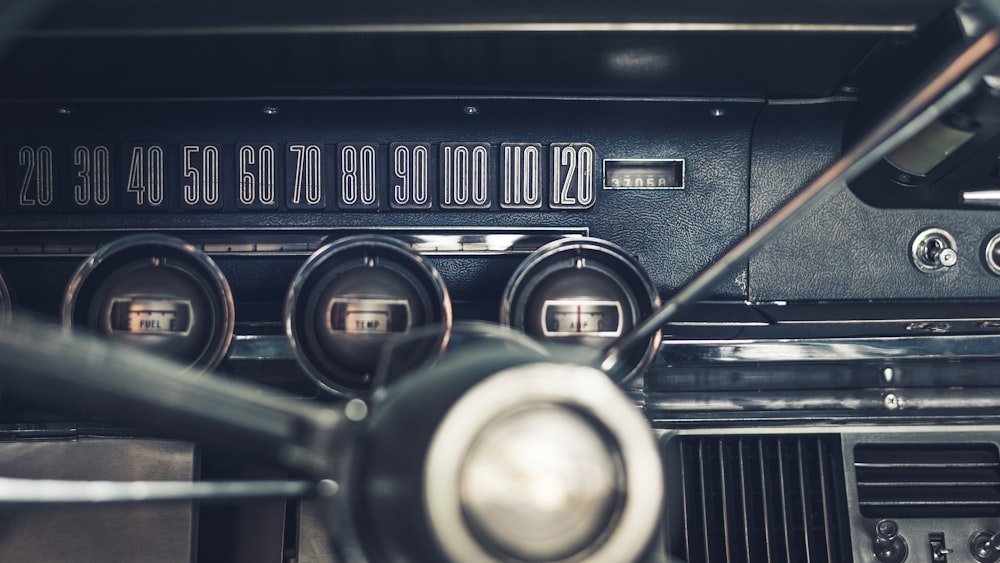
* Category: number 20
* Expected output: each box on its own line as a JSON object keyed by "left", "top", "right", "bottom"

{"left": 18, "top": 146, "right": 54, "bottom": 207}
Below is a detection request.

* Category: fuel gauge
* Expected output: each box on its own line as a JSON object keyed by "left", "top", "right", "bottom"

{"left": 63, "top": 234, "right": 234, "bottom": 371}
{"left": 501, "top": 237, "right": 660, "bottom": 381}
{"left": 109, "top": 296, "right": 193, "bottom": 336}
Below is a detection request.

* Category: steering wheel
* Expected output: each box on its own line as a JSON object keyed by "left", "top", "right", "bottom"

{"left": 0, "top": 316, "right": 665, "bottom": 562}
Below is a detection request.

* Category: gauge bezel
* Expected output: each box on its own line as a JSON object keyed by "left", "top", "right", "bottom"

{"left": 500, "top": 237, "right": 661, "bottom": 383}
{"left": 62, "top": 233, "right": 235, "bottom": 372}
{"left": 285, "top": 234, "right": 452, "bottom": 398}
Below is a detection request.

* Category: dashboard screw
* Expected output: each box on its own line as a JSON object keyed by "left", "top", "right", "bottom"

{"left": 56, "top": 106, "right": 72, "bottom": 115}
{"left": 883, "top": 393, "right": 900, "bottom": 410}
{"left": 710, "top": 108, "right": 726, "bottom": 117}
{"left": 463, "top": 105, "right": 480, "bottom": 115}
{"left": 261, "top": 106, "right": 279, "bottom": 115}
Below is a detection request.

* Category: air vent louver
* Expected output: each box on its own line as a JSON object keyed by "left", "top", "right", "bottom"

{"left": 854, "top": 443, "right": 1000, "bottom": 518}
{"left": 675, "top": 436, "right": 849, "bottom": 563}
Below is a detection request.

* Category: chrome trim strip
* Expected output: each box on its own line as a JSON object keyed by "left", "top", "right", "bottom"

{"left": 647, "top": 389, "right": 1000, "bottom": 412}
{"left": 658, "top": 334, "right": 1000, "bottom": 363}
{"left": 664, "top": 424, "right": 1000, "bottom": 437}
{"left": 0, "top": 228, "right": 588, "bottom": 257}
{"left": 225, "top": 332, "right": 1000, "bottom": 365}
{"left": 0, "top": 478, "right": 313, "bottom": 504}
{"left": 21, "top": 22, "right": 918, "bottom": 38}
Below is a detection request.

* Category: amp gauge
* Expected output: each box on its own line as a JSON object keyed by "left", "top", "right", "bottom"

{"left": 63, "top": 234, "right": 235, "bottom": 371}
{"left": 501, "top": 237, "right": 661, "bottom": 381}
{"left": 285, "top": 235, "right": 451, "bottom": 397}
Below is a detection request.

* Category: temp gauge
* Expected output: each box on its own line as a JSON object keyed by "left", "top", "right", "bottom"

{"left": 285, "top": 235, "right": 451, "bottom": 397}
{"left": 63, "top": 234, "right": 235, "bottom": 371}
{"left": 501, "top": 237, "right": 661, "bottom": 381}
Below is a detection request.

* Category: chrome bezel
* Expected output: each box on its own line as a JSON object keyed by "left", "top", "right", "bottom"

{"left": 500, "top": 237, "right": 661, "bottom": 383}
{"left": 284, "top": 234, "right": 452, "bottom": 398}
{"left": 61, "top": 233, "right": 235, "bottom": 372}
{"left": 983, "top": 231, "right": 1000, "bottom": 276}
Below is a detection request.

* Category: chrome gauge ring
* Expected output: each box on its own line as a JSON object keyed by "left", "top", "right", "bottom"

{"left": 501, "top": 237, "right": 661, "bottom": 383}
{"left": 62, "top": 234, "right": 235, "bottom": 371}
{"left": 285, "top": 234, "right": 452, "bottom": 397}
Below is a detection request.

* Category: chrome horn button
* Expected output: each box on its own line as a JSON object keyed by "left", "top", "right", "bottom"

{"left": 424, "top": 362, "right": 662, "bottom": 563}
{"left": 459, "top": 405, "right": 621, "bottom": 561}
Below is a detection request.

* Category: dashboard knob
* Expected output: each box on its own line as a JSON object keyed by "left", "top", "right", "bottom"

{"left": 874, "top": 519, "right": 908, "bottom": 563}
{"left": 971, "top": 531, "right": 1000, "bottom": 563}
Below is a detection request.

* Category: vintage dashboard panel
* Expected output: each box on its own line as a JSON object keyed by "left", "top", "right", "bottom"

{"left": 5, "top": 1, "right": 1000, "bottom": 562}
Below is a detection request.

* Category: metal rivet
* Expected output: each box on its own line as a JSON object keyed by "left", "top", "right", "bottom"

{"left": 262, "top": 106, "right": 279, "bottom": 116}
{"left": 463, "top": 105, "right": 480, "bottom": 115}
{"left": 883, "top": 393, "right": 900, "bottom": 410}
{"left": 710, "top": 108, "right": 726, "bottom": 117}
{"left": 56, "top": 107, "right": 72, "bottom": 115}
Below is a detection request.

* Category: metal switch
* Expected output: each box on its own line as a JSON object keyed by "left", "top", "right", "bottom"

{"left": 911, "top": 228, "right": 958, "bottom": 272}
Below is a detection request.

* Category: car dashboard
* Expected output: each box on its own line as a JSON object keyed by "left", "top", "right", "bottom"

{"left": 2, "top": 1, "right": 1000, "bottom": 562}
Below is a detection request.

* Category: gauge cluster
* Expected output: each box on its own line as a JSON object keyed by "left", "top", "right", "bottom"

{"left": 0, "top": 229, "right": 661, "bottom": 399}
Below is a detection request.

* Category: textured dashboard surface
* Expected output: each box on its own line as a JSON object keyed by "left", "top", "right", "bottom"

{"left": 750, "top": 101, "right": 1000, "bottom": 301}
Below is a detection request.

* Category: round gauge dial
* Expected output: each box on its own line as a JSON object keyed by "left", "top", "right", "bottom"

{"left": 63, "top": 234, "right": 235, "bottom": 371}
{"left": 285, "top": 235, "right": 451, "bottom": 397}
{"left": 501, "top": 237, "right": 661, "bottom": 381}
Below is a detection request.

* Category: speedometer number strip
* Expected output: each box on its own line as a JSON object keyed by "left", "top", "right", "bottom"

{"left": 4, "top": 141, "right": 623, "bottom": 212}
